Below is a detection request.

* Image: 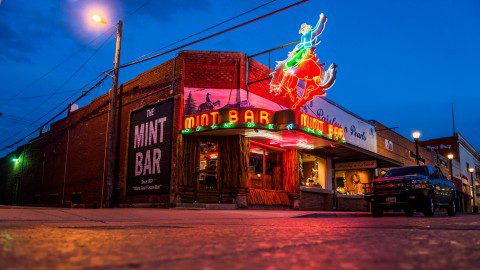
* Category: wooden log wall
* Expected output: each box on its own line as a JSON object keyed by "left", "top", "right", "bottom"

{"left": 283, "top": 149, "right": 300, "bottom": 193}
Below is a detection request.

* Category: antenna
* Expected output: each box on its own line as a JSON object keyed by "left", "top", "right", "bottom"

{"left": 451, "top": 103, "right": 456, "bottom": 136}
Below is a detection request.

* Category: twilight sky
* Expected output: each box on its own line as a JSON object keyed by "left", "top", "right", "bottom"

{"left": 0, "top": 0, "right": 479, "bottom": 156}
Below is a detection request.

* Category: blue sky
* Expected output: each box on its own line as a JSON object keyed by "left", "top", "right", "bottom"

{"left": 0, "top": 0, "right": 479, "bottom": 156}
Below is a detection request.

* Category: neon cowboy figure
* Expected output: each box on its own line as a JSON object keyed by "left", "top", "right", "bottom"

{"left": 285, "top": 13, "right": 327, "bottom": 70}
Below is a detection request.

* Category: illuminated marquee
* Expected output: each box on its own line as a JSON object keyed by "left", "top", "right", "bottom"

{"left": 183, "top": 108, "right": 275, "bottom": 131}
{"left": 181, "top": 108, "right": 345, "bottom": 143}
{"left": 297, "top": 112, "right": 344, "bottom": 141}
{"left": 270, "top": 13, "right": 337, "bottom": 110}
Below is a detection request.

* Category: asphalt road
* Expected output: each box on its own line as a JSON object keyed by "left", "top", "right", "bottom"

{"left": 0, "top": 207, "right": 479, "bottom": 270}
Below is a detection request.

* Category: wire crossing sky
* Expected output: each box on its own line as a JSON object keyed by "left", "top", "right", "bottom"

{"left": 0, "top": 0, "right": 479, "bottom": 156}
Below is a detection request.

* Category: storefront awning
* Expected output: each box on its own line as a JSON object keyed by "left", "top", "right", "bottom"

{"left": 186, "top": 127, "right": 402, "bottom": 169}
{"left": 303, "top": 142, "right": 403, "bottom": 169}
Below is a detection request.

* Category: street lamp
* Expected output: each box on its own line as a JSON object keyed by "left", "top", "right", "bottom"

{"left": 468, "top": 167, "right": 478, "bottom": 213}
{"left": 447, "top": 153, "right": 454, "bottom": 182}
{"left": 412, "top": 131, "right": 421, "bottom": 165}
{"left": 91, "top": 14, "right": 123, "bottom": 208}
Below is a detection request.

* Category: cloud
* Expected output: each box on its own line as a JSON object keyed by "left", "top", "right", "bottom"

{"left": 0, "top": 1, "right": 66, "bottom": 62}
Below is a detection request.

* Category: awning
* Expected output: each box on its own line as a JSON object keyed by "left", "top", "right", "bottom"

{"left": 186, "top": 128, "right": 402, "bottom": 169}
{"left": 302, "top": 141, "right": 402, "bottom": 169}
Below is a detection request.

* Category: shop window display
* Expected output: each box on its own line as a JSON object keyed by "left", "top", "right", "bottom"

{"left": 300, "top": 154, "right": 327, "bottom": 189}
{"left": 335, "top": 170, "right": 372, "bottom": 195}
{"left": 198, "top": 141, "right": 218, "bottom": 191}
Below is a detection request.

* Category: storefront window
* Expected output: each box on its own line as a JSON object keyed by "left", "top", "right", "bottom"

{"left": 335, "top": 170, "right": 372, "bottom": 195}
{"left": 249, "top": 144, "right": 282, "bottom": 190}
{"left": 300, "top": 154, "right": 327, "bottom": 189}
{"left": 198, "top": 141, "right": 218, "bottom": 191}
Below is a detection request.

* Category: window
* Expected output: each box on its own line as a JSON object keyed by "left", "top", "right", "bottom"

{"left": 335, "top": 170, "right": 371, "bottom": 195}
{"left": 198, "top": 141, "right": 218, "bottom": 191}
{"left": 301, "top": 154, "right": 327, "bottom": 189}
{"left": 248, "top": 143, "right": 282, "bottom": 190}
{"left": 384, "top": 166, "right": 428, "bottom": 177}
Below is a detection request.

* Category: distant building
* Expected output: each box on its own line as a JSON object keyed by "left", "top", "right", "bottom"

{"left": 421, "top": 134, "right": 480, "bottom": 212}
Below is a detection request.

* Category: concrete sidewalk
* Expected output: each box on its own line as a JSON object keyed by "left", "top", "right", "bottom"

{"left": 0, "top": 206, "right": 372, "bottom": 224}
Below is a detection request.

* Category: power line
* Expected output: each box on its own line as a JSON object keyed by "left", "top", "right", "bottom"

{"left": 0, "top": 0, "right": 153, "bottom": 151}
{"left": 130, "top": 0, "right": 279, "bottom": 63}
{"left": 0, "top": 0, "right": 309, "bottom": 152}
{"left": 23, "top": 32, "right": 116, "bottom": 121}
{"left": 0, "top": 32, "right": 115, "bottom": 147}
{"left": 120, "top": 0, "right": 309, "bottom": 69}
{"left": 0, "top": 75, "right": 110, "bottom": 152}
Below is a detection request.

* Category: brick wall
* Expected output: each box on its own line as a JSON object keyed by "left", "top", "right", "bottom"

{"left": 0, "top": 50, "right": 264, "bottom": 207}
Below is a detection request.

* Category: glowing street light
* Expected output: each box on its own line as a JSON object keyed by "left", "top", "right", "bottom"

{"left": 469, "top": 167, "right": 478, "bottom": 213}
{"left": 447, "top": 153, "right": 454, "bottom": 182}
{"left": 412, "top": 131, "right": 421, "bottom": 140}
{"left": 12, "top": 158, "right": 19, "bottom": 163}
{"left": 412, "top": 131, "right": 421, "bottom": 165}
{"left": 91, "top": 14, "right": 107, "bottom": 24}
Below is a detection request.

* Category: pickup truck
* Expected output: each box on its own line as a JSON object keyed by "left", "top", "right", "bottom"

{"left": 364, "top": 165, "right": 457, "bottom": 217}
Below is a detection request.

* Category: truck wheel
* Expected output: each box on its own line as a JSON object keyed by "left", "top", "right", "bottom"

{"left": 423, "top": 193, "right": 435, "bottom": 217}
{"left": 371, "top": 203, "right": 383, "bottom": 217}
{"left": 447, "top": 197, "right": 456, "bottom": 216}
{"left": 404, "top": 206, "right": 415, "bottom": 217}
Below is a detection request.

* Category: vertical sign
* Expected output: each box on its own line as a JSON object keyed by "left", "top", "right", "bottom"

{"left": 127, "top": 99, "right": 173, "bottom": 195}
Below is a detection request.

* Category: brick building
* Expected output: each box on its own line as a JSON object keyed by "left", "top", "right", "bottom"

{"left": 0, "top": 50, "right": 454, "bottom": 211}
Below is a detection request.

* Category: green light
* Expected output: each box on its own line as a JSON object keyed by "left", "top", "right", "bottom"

{"left": 181, "top": 129, "right": 193, "bottom": 134}
{"left": 12, "top": 158, "right": 19, "bottom": 163}
{"left": 266, "top": 124, "right": 275, "bottom": 130}
{"left": 211, "top": 124, "right": 219, "bottom": 130}
{"left": 246, "top": 122, "right": 256, "bottom": 128}
{"left": 284, "top": 47, "right": 308, "bottom": 70}
{"left": 195, "top": 126, "right": 203, "bottom": 132}
{"left": 316, "top": 130, "right": 323, "bottom": 136}
{"left": 286, "top": 123, "right": 295, "bottom": 130}
{"left": 222, "top": 122, "right": 235, "bottom": 129}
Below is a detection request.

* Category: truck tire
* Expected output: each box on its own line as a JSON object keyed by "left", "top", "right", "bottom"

{"left": 371, "top": 203, "right": 383, "bottom": 217}
{"left": 447, "top": 197, "right": 456, "bottom": 216}
{"left": 423, "top": 193, "right": 435, "bottom": 217}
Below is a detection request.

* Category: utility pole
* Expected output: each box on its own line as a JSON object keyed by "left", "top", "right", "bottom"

{"left": 105, "top": 20, "right": 123, "bottom": 208}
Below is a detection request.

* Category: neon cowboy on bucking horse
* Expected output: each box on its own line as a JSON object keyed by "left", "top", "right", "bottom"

{"left": 270, "top": 13, "right": 337, "bottom": 110}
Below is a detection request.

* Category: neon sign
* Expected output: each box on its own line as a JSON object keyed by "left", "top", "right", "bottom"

{"left": 181, "top": 108, "right": 345, "bottom": 143}
{"left": 270, "top": 13, "right": 337, "bottom": 110}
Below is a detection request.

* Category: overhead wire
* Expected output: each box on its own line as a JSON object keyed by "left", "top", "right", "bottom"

{"left": 119, "top": 0, "right": 309, "bottom": 69}
{"left": 0, "top": 0, "right": 309, "bottom": 152}
{"left": 0, "top": 0, "right": 153, "bottom": 150}
{"left": 0, "top": 32, "right": 115, "bottom": 147}
{"left": 130, "top": 0, "right": 279, "bottom": 63}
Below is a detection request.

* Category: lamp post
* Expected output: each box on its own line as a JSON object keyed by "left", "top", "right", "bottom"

{"left": 412, "top": 131, "right": 421, "bottom": 165}
{"left": 92, "top": 14, "right": 123, "bottom": 208}
{"left": 447, "top": 153, "right": 454, "bottom": 182}
{"left": 469, "top": 167, "right": 478, "bottom": 213}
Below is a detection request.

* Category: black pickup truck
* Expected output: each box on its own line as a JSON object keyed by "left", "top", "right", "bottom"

{"left": 364, "top": 165, "right": 457, "bottom": 217}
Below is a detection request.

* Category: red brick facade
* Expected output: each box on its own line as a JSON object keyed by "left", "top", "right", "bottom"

{"left": 0, "top": 51, "right": 266, "bottom": 207}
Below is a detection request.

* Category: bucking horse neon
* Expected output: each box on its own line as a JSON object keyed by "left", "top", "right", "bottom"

{"left": 270, "top": 13, "right": 337, "bottom": 110}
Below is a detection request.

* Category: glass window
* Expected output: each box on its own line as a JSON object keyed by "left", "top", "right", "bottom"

{"left": 198, "top": 141, "right": 218, "bottom": 191}
{"left": 335, "top": 170, "right": 372, "bottom": 195}
{"left": 249, "top": 144, "right": 282, "bottom": 190}
{"left": 301, "top": 154, "right": 326, "bottom": 189}
{"left": 384, "top": 166, "right": 428, "bottom": 177}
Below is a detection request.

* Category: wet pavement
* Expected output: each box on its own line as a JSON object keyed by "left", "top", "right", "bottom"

{"left": 0, "top": 207, "right": 479, "bottom": 269}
